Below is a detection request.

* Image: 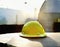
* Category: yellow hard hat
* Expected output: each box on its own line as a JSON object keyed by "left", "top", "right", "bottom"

{"left": 20, "top": 21, "right": 46, "bottom": 37}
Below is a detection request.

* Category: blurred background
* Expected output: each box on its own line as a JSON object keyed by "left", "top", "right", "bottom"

{"left": 0, "top": 0, "right": 60, "bottom": 33}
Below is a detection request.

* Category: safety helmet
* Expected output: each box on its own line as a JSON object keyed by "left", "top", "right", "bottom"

{"left": 20, "top": 21, "right": 46, "bottom": 37}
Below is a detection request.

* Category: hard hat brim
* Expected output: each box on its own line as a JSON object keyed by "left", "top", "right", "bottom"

{"left": 20, "top": 32, "right": 46, "bottom": 37}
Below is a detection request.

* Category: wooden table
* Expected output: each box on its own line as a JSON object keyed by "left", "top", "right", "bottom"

{"left": 0, "top": 33, "right": 60, "bottom": 47}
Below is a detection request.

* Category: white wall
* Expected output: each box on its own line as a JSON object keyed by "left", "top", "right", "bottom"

{"left": 0, "top": 8, "right": 17, "bottom": 25}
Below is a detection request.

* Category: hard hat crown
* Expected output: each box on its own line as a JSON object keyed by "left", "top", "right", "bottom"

{"left": 20, "top": 21, "right": 46, "bottom": 37}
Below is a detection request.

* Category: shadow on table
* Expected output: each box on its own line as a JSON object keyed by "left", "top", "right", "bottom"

{"left": 24, "top": 37, "right": 58, "bottom": 47}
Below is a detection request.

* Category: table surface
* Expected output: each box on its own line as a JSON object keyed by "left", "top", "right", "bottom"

{"left": 0, "top": 32, "right": 60, "bottom": 47}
